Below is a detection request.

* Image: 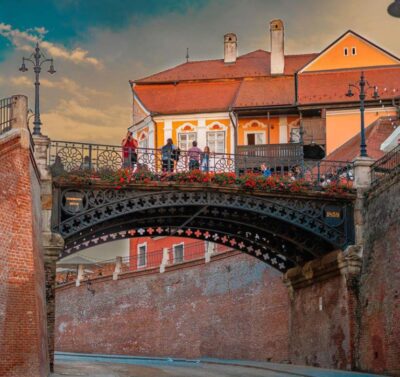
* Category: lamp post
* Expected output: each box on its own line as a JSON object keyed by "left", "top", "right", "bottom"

{"left": 388, "top": 0, "right": 400, "bottom": 17}
{"left": 345, "top": 71, "right": 379, "bottom": 157}
{"left": 19, "top": 42, "right": 56, "bottom": 136}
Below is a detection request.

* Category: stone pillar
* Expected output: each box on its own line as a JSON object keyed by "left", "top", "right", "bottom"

{"left": 160, "top": 248, "right": 169, "bottom": 273}
{"left": 76, "top": 264, "right": 84, "bottom": 287}
{"left": 33, "top": 133, "right": 65, "bottom": 372}
{"left": 284, "top": 248, "right": 362, "bottom": 370}
{"left": 42, "top": 233, "right": 64, "bottom": 373}
{"left": 352, "top": 157, "right": 374, "bottom": 248}
{"left": 113, "top": 257, "right": 122, "bottom": 280}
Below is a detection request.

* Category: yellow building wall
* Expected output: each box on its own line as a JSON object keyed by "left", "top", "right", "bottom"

{"left": 155, "top": 121, "right": 164, "bottom": 149}
{"left": 171, "top": 120, "right": 198, "bottom": 144}
{"left": 304, "top": 34, "right": 399, "bottom": 72}
{"left": 326, "top": 108, "right": 397, "bottom": 154}
{"left": 238, "top": 117, "right": 293, "bottom": 145}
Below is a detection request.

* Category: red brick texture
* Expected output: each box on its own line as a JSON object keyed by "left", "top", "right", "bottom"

{"left": 357, "top": 176, "right": 400, "bottom": 376}
{"left": 288, "top": 273, "right": 357, "bottom": 370}
{"left": 0, "top": 131, "right": 49, "bottom": 377}
{"left": 55, "top": 252, "right": 290, "bottom": 362}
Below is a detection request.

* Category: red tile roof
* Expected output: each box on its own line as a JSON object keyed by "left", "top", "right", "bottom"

{"left": 132, "top": 48, "right": 400, "bottom": 115}
{"left": 135, "top": 50, "right": 317, "bottom": 83}
{"left": 325, "top": 117, "right": 399, "bottom": 161}
{"left": 298, "top": 67, "right": 400, "bottom": 105}
{"left": 233, "top": 76, "right": 295, "bottom": 108}
{"left": 134, "top": 81, "right": 241, "bottom": 115}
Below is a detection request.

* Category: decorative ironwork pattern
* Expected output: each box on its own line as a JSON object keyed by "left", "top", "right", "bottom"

{"left": 48, "top": 140, "right": 354, "bottom": 188}
{"left": 0, "top": 97, "right": 13, "bottom": 136}
{"left": 371, "top": 144, "right": 400, "bottom": 186}
{"left": 54, "top": 188, "right": 354, "bottom": 272}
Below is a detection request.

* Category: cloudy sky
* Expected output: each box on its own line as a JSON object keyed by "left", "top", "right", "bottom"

{"left": 0, "top": 0, "right": 398, "bottom": 144}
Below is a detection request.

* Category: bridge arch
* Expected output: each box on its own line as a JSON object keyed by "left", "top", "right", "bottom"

{"left": 53, "top": 187, "right": 354, "bottom": 272}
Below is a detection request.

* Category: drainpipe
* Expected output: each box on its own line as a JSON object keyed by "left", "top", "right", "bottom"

{"left": 229, "top": 110, "right": 238, "bottom": 155}
{"left": 229, "top": 109, "right": 239, "bottom": 175}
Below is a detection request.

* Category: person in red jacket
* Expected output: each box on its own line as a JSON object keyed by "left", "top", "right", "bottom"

{"left": 122, "top": 131, "right": 138, "bottom": 169}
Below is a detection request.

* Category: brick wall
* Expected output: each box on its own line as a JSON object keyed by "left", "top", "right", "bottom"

{"left": 287, "top": 270, "right": 357, "bottom": 370}
{"left": 357, "top": 175, "right": 400, "bottom": 376}
{"left": 0, "top": 129, "right": 49, "bottom": 377}
{"left": 55, "top": 252, "right": 290, "bottom": 362}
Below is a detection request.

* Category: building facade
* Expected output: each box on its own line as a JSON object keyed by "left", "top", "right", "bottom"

{"left": 129, "top": 20, "right": 400, "bottom": 160}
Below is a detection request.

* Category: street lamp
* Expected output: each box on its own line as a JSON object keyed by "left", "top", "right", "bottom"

{"left": 19, "top": 42, "right": 56, "bottom": 136}
{"left": 345, "top": 71, "right": 379, "bottom": 157}
{"left": 388, "top": 0, "right": 400, "bottom": 17}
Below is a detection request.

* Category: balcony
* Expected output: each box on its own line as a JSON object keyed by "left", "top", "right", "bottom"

{"left": 236, "top": 143, "right": 303, "bottom": 166}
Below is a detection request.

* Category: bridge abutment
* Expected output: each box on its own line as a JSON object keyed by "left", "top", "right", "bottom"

{"left": 0, "top": 96, "right": 49, "bottom": 377}
{"left": 33, "top": 134, "right": 65, "bottom": 373}
{"left": 284, "top": 248, "right": 361, "bottom": 370}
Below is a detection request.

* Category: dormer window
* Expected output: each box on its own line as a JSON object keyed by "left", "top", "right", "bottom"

{"left": 344, "top": 47, "right": 349, "bottom": 56}
{"left": 352, "top": 47, "right": 357, "bottom": 55}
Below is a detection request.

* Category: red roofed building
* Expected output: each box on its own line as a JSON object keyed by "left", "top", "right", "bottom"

{"left": 129, "top": 21, "right": 400, "bottom": 159}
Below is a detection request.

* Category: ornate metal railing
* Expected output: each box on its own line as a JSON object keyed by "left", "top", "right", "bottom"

{"left": 0, "top": 97, "right": 13, "bottom": 136}
{"left": 48, "top": 140, "right": 354, "bottom": 188}
{"left": 371, "top": 144, "right": 400, "bottom": 185}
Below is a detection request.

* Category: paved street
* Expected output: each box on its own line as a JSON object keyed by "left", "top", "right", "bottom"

{"left": 52, "top": 354, "right": 383, "bottom": 377}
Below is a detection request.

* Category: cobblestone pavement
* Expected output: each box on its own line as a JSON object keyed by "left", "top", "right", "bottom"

{"left": 52, "top": 355, "right": 384, "bottom": 377}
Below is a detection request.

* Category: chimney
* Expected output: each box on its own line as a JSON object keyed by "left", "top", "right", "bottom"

{"left": 270, "top": 19, "right": 285, "bottom": 75}
{"left": 224, "top": 33, "right": 237, "bottom": 64}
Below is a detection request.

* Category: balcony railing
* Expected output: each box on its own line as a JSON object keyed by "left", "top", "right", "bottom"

{"left": 371, "top": 144, "right": 400, "bottom": 186}
{"left": 48, "top": 140, "right": 354, "bottom": 188}
{"left": 236, "top": 143, "right": 303, "bottom": 164}
{"left": 0, "top": 97, "right": 13, "bottom": 136}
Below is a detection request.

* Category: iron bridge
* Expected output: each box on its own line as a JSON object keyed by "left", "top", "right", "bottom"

{"left": 52, "top": 185, "right": 355, "bottom": 273}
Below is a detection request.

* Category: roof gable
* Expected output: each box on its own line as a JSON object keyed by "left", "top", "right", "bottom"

{"left": 300, "top": 31, "right": 400, "bottom": 73}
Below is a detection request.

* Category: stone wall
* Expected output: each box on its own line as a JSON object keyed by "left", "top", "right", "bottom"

{"left": 0, "top": 97, "right": 49, "bottom": 377}
{"left": 55, "top": 252, "right": 290, "bottom": 362}
{"left": 284, "top": 250, "right": 360, "bottom": 371}
{"left": 357, "top": 174, "right": 400, "bottom": 376}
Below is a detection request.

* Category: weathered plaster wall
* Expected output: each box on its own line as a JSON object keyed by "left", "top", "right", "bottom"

{"left": 284, "top": 250, "right": 359, "bottom": 371}
{"left": 55, "top": 252, "right": 290, "bottom": 362}
{"left": 0, "top": 127, "right": 49, "bottom": 377}
{"left": 357, "top": 174, "right": 400, "bottom": 376}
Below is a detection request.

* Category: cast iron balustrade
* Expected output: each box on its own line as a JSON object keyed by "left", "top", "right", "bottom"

{"left": 0, "top": 97, "right": 13, "bottom": 136}
{"left": 48, "top": 140, "right": 354, "bottom": 189}
{"left": 371, "top": 144, "right": 400, "bottom": 185}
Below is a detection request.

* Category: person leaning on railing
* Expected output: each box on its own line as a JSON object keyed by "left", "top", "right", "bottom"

{"left": 161, "top": 138, "right": 180, "bottom": 172}
{"left": 122, "top": 131, "right": 138, "bottom": 169}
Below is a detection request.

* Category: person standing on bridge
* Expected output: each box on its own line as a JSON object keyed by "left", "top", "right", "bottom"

{"left": 161, "top": 138, "right": 179, "bottom": 172}
{"left": 188, "top": 141, "right": 202, "bottom": 171}
{"left": 122, "top": 131, "right": 138, "bottom": 169}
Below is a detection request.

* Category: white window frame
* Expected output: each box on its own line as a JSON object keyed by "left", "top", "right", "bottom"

{"left": 173, "top": 242, "right": 185, "bottom": 264}
{"left": 244, "top": 131, "right": 266, "bottom": 145}
{"left": 137, "top": 242, "right": 147, "bottom": 268}
{"left": 138, "top": 132, "right": 148, "bottom": 149}
{"left": 206, "top": 130, "right": 226, "bottom": 154}
{"left": 178, "top": 132, "right": 197, "bottom": 151}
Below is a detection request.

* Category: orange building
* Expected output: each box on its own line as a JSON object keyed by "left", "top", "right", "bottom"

{"left": 129, "top": 20, "right": 400, "bottom": 160}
